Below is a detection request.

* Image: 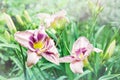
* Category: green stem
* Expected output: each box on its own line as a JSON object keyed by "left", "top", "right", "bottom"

{"left": 14, "top": 50, "right": 23, "bottom": 65}
{"left": 36, "top": 64, "right": 46, "bottom": 80}
{"left": 19, "top": 45, "right": 27, "bottom": 80}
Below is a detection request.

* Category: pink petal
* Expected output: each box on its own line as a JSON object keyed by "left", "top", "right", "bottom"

{"left": 33, "top": 28, "right": 47, "bottom": 42}
{"left": 40, "top": 37, "right": 59, "bottom": 65}
{"left": 44, "top": 18, "right": 54, "bottom": 28}
{"left": 59, "top": 56, "right": 76, "bottom": 63}
{"left": 26, "top": 50, "right": 41, "bottom": 67}
{"left": 37, "top": 13, "right": 53, "bottom": 28}
{"left": 46, "top": 39, "right": 59, "bottom": 55}
{"left": 45, "top": 10, "right": 67, "bottom": 28}
{"left": 14, "top": 30, "right": 35, "bottom": 51}
{"left": 83, "top": 44, "right": 94, "bottom": 58}
{"left": 52, "top": 10, "right": 67, "bottom": 19}
{"left": 38, "top": 10, "right": 67, "bottom": 28}
{"left": 71, "top": 36, "right": 93, "bottom": 56}
{"left": 41, "top": 52, "right": 59, "bottom": 65}
{"left": 70, "top": 61, "right": 84, "bottom": 73}
{"left": 72, "top": 37, "right": 92, "bottom": 53}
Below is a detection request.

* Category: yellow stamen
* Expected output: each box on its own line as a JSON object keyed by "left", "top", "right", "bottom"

{"left": 33, "top": 41, "right": 44, "bottom": 49}
{"left": 79, "top": 53, "right": 84, "bottom": 59}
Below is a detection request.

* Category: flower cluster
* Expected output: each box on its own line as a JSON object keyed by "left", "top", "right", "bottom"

{"left": 14, "top": 10, "right": 102, "bottom": 73}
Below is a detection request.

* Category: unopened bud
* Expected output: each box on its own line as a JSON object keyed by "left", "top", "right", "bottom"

{"left": 4, "top": 13, "right": 17, "bottom": 33}
{"left": 24, "top": 10, "right": 31, "bottom": 22}
{"left": 104, "top": 40, "right": 116, "bottom": 59}
{"left": 16, "top": 15, "right": 24, "bottom": 25}
{"left": 4, "top": 31, "right": 10, "bottom": 42}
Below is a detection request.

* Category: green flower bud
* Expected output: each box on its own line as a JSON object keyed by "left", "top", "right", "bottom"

{"left": 24, "top": 10, "right": 31, "bottom": 22}
{"left": 4, "top": 13, "right": 17, "bottom": 33}
{"left": 4, "top": 31, "right": 10, "bottom": 42}
{"left": 104, "top": 40, "right": 116, "bottom": 59}
{"left": 16, "top": 15, "right": 24, "bottom": 25}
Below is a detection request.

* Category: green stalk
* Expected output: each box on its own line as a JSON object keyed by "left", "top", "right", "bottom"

{"left": 89, "top": 18, "right": 97, "bottom": 40}
{"left": 19, "top": 45, "right": 27, "bottom": 80}
{"left": 61, "top": 26, "right": 74, "bottom": 80}
{"left": 36, "top": 64, "right": 46, "bottom": 80}
{"left": 14, "top": 50, "right": 23, "bottom": 65}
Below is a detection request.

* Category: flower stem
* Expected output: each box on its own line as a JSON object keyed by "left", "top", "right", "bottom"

{"left": 19, "top": 45, "right": 27, "bottom": 80}
{"left": 36, "top": 64, "right": 46, "bottom": 80}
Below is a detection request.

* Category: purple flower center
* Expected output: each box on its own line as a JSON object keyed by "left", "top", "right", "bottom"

{"left": 29, "top": 33, "right": 47, "bottom": 50}
{"left": 75, "top": 48, "right": 87, "bottom": 55}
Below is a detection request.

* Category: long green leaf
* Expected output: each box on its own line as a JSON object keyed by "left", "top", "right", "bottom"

{"left": 56, "top": 76, "right": 67, "bottom": 80}
{"left": 95, "top": 25, "right": 105, "bottom": 39}
{"left": 0, "top": 43, "right": 19, "bottom": 49}
{"left": 74, "top": 70, "right": 91, "bottom": 80}
{"left": 98, "top": 74, "right": 120, "bottom": 80}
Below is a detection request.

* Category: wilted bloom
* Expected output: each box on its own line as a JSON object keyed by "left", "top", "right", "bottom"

{"left": 59, "top": 37, "right": 102, "bottom": 73}
{"left": 37, "top": 10, "right": 68, "bottom": 29}
{"left": 14, "top": 27, "right": 59, "bottom": 67}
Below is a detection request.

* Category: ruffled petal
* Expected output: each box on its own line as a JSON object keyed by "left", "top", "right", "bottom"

{"left": 71, "top": 36, "right": 94, "bottom": 57}
{"left": 44, "top": 18, "right": 54, "bottom": 27}
{"left": 59, "top": 56, "right": 76, "bottom": 63}
{"left": 38, "top": 34, "right": 59, "bottom": 65}
{"left": 37, "top": 10, "right": 67, "bottom": 28}
{"left": 14, "top": 30, "right": 35, "bottom": 51}
{"left": 37, "top": 13, "right": 53, "bottom": 28}
{"left": 83, "top": 44, "right": 94, "bottom": 58}
{"left": 26, "top": 50, "right": 42, "bottom": 67}
{"left": 46, "top": 39, "right": 59, "bottom": 55}
{"left": 72, "top": 37, "right": 92, "bottom": 53}
{"left": 33, "top": 27, "right": 47, "bottom": 42}
{"left": 41, "top": 52, "right": 59, "bottom": 65}
{"left": 52, "top": 10, "right": 67, "bottom": 19}
{"left": 70, "top": 61, "right": 84, "bottom": 73}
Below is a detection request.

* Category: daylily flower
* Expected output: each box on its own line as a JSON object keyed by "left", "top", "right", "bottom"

{"left": 59, "top": 37, "right": 102, "bottom": 73}
{"left": 37, "top": 10, "right": 68, "bottom": 29}
{"left": 14, "top": 27, "right": 59, "bottom": 67}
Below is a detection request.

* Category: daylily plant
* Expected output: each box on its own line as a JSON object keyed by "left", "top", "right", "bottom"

{"left": 14, "top": 27, "right": 59, "bottom": 67}
{"left": 37, "top": 10, "right": 68, "bottom": 29}
{"left": 59, "top": 37, "right": 102, "bottom": 73}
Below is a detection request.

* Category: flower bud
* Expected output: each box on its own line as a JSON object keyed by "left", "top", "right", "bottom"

{"left": 24, "top": 10, "right": 31, "bottom": 22}
{"left": 4, "top": 31, "right": 10, "bottom": 42}
{"left": 16, "top": 15, "right": 24, "bottom": 25}
{"left": 4, "top": 13, "right": 17, "bottom": 33}
{"left": 104, "top": 40, "right": 116, "bottom": 59}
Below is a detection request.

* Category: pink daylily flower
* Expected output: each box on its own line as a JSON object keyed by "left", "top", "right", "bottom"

{"left": 14, "top": 27, "right": 59, "bottom": 67}
{"left": 37, "top": 10, "right": 68, "bottom": 28}
{"left": 59, "top": 37, "right": 102, "bottom": 73}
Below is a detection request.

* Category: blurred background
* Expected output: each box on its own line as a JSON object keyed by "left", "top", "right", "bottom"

{"left": 0, "top": 0, "right": 120, "bottom": 26}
